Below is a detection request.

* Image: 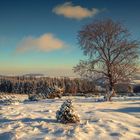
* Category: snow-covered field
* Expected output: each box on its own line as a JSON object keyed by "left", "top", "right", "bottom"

{"left": 0, "top": 96, "right": 140, "bottom": 140}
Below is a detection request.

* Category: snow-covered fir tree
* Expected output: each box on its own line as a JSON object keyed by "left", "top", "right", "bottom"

{"left": 56, "top": 99, "right": 80, "bottom": 123}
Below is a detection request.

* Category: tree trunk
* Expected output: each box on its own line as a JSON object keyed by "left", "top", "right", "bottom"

{"left": 108, "top": 73, "right": 116, "bottom": 101}
{"left": 108, "top": 88, "right": 116, "bottom": 101}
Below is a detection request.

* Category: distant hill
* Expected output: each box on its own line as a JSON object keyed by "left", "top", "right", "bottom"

{"left": 22, "top": 73, "right": 45, "bottom": 77}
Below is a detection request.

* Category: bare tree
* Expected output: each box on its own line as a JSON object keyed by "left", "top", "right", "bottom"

{"left": 74, "top": 19, "right": 139, "bottom": 101}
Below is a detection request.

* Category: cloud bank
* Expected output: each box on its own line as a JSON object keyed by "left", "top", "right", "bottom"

{"left": 53, "top": 2, "right": 100, "bottom": 20}
{"left": 16, "top": 33, "right": 65, "bottom": 53}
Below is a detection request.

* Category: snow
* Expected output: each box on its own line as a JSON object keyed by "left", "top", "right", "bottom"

{"left": 0, "top": 96, "right": 140, "bottom": 140}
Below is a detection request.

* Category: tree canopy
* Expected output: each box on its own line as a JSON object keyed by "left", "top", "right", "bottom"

{"left": 74, "top": 19, "right": 140, "bottom": 94}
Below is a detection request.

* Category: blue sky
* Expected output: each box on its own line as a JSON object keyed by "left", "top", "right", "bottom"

{"left": 0, "top": 0, "right": 140, "bottom": 76}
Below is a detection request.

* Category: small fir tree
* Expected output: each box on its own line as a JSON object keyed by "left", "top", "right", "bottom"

{"left": 56, "top": 99, "right": 80, "bottom": 123}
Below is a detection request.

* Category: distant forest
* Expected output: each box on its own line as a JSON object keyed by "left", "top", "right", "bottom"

{"left": 0, "top": 76, "right": 140, "bottom": 95}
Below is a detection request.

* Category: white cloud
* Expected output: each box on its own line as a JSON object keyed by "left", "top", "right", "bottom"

{"left": 16, "top": 33, "right": 65, "bottom": 53}
{"left": 53, "top": 2, "right": 100, "bottom": 20}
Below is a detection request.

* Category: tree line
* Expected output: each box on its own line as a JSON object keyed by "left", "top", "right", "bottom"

{"left": 0, "top": 76, "right": 96, "bottom": 95}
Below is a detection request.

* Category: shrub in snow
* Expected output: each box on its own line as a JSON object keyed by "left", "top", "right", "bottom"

{"left": 28, "top": 94, "right": 40, "bottom": 101}
{"left": 56, "top": 99, "right": 80, "bottom": 123}
{"left": 46, "top": 92, "right": 62, "bottom": 99}
{"left": 46, "top": 86, "right": 64, "bottom": 99}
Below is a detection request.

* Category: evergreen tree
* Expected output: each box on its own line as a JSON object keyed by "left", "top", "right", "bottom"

{"left": 56, "top": 99, "right": 80, "bottom": 123}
